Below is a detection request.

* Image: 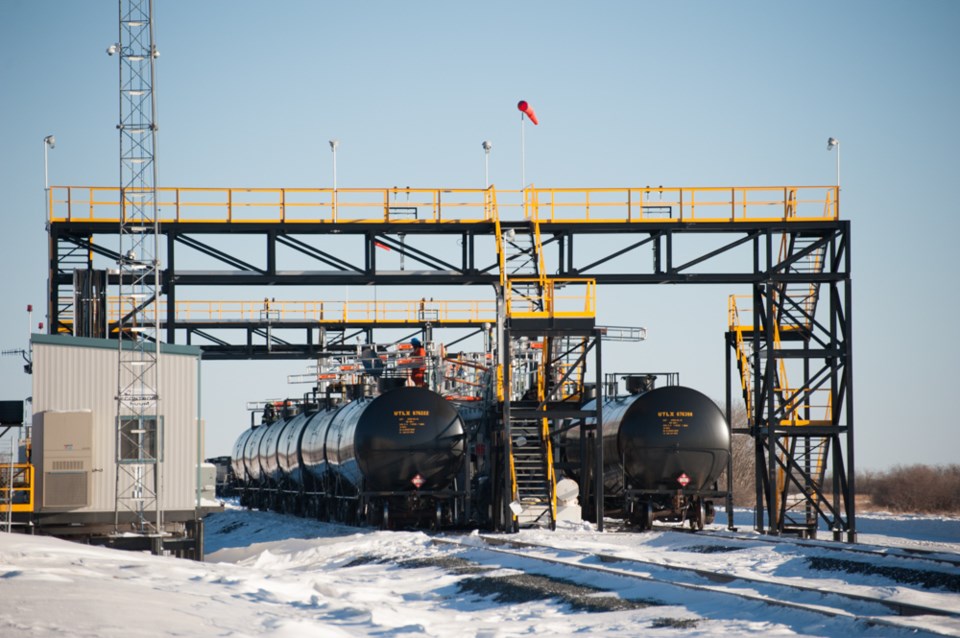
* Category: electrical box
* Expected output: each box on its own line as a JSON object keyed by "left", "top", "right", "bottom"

{"left": 0, "top": 400, "right": 24, "bottom": 426}
{"left": 34, "top": 410, "right": 93, "bottom": 510}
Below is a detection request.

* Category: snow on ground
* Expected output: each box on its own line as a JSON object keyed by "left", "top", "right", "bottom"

{"left": 0, "top": 506, "right": 957, "bottom": 637}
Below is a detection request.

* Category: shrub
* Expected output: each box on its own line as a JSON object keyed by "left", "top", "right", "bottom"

{"left": 714, "top": 402, "right": 755, "bottom": 506}
{"left": 864, "top": 464, "right": 960, "bottom": 513}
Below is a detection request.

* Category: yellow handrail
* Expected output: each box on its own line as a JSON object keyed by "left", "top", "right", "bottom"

{"left": 508, "top": 441, "right": 518, "bottom": 523}
{"left": 494, "top": 216, "right": 506, "bottom": 289}
{"left": 505, "top": 279, "right": 596, "bottom": 319}
{"left": 0, "top": 464, "right": 34, "bottom": 513}
{"left": 59, "top": 298, "right": 498, "bottom": 325}
{"left": 526, "top": 185, "right": 839, "bottom": 223}
{"left": 537, "top": 359, "right": 558, "bottom": 524}
{"left": 48, "top": 185, "right": 840, "bottom": 225}
{"left": 48, "top": 186, "right": 498, "bottom": 224}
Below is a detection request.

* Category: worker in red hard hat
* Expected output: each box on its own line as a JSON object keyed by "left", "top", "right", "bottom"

{"left": 410, "top": 337, "right": 426, "bottom": 387}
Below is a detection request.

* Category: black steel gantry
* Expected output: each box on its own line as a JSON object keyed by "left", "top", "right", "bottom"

{"left": 45, "top": 184, "right": 853, "bottom": 539}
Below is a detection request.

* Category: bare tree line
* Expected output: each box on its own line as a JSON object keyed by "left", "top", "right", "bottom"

{"left": 721, "top": 399, "right": 960, "bottom": 514}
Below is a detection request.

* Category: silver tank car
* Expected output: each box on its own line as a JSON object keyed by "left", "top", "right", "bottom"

{"left": 233, "top": 386, "right": 467, "bottom": 526}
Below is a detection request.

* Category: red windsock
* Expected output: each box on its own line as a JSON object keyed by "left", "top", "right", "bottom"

{"left": 517, "top": 100, "right": 539, "bottom": 125}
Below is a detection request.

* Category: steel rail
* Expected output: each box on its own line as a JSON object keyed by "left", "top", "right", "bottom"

{"left": 431, "top": 534, "right": 960, "bottom": 637}
{"left": 681, "top": 527, "right": 960, "bottom": 570}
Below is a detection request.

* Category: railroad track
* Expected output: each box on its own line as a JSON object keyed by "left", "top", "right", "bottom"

{"left": 432, "top": 533, "right": 960, "bottom": 637}
{"left": 679, "top": 527, "right": 960, "bottom": 571}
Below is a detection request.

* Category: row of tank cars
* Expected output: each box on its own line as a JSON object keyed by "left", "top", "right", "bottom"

{"left": 228, "top": 374, "right": 731, "bottom": 531}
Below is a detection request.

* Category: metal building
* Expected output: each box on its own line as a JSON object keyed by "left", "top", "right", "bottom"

{"left": 25, "top": 333, "right": 207, "bottom": 556}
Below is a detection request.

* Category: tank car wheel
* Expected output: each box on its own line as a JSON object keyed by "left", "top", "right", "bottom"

{"left": 693, "top": 500, "right": 706, "bottom": 531}
{"left": 356, "top": 501, "right": 366, "bottom": 526}
{"left": 641, "top": 502, "right": 654, "bottom": 531}
{"left": 432, "top": 502, "right": 443, "bottom": 530}
{"left": 381, "top": 502, "right": 390, "bottom": 530}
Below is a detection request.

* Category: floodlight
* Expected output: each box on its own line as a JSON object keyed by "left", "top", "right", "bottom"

{"left": 827, "top": 137, "right": 840, "bottom": 188}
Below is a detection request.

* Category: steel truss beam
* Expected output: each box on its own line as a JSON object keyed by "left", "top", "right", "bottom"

{"left": 48, "top": 216, "right": 853, "bottom": 539}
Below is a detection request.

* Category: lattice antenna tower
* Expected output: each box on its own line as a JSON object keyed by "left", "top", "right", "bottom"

{"left": 111, "top": 0, "right": 163, "bottom": 535}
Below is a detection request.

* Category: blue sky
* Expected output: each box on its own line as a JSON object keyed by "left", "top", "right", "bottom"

{"left": 2, "top": 1, "right": 959, "bottom": 469}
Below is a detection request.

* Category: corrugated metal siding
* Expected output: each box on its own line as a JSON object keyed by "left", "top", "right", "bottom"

{"left": 32, "top": 338, "right": 200, "bottom": 513}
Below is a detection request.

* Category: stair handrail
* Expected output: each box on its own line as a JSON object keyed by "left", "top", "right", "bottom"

{"left": 537, "top": 358, "right": 558, "bottom": 525}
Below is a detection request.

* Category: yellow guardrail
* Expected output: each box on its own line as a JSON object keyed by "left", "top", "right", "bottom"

{"left": 48, "top": 186, "right": 499, "bottom": 224}
{"left": 525, "top": 186, "right": 838, "bottom": 223}
{"left": 62, "top": 288, "right": 593, "bottom": 325}
{"left": 505, "top": 278, "right": 596, "bottom": 319}
{"left": 59, "top": 298, "right": 498, "bottom": 325}
{"left": 1, "top": 464, "right": 34, "bottom": 513}
{"left": 48, "top": 185, "right": 839, "bottom": 224}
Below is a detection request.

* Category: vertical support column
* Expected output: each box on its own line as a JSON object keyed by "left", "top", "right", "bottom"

{"left": 593, "top": 330, "right": 603, "bottom": 532}
{"left": 365, "top": 232, "right": 375, "bottom": 274}
{"left": 266, "top": 229, "right": 277, "bottom": 276}
{"left": 166, "top": 231, "right": 176, "bottom": 343}
{"left": 653, "top": 231, "right": 662, "bottom": 274}
{"left": 47, "top": 228, "right": 58, "bottom": 335}
{"left": 843, "top": 258, "right": 856, "bottom": 542}
{"left": 764, "top": 281, "right": 778, "bottom": 534}
{"left": 500, "top": 325, "right": 515, "bottom": 532}
{"left": 752, "top": 283, "right": 764, "bottom": 533}
{"left": 725, "top": 331, "right": 735, "bottom": 529}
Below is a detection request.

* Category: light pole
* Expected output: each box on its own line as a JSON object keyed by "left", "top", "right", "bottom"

{"left": 329, "top": 139, "right": 339, "bottom": 190}
{"left": 43, "top": 135, "right": 55, "bottom": 188}
{"left": 329, "top": 139, "right": 339, "bottom": 219}
{"left": 43, "top": 135, "right": 57, "bottom": 220}
{"left": 482, "top": 140, "right": 492, "bottom": 188}
{"left": 827, "top": 137, "right": 840, "bottom": 189}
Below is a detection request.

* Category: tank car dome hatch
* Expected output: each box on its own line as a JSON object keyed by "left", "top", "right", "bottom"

{"left": 618, "top": 385, "right": 730, "bottom": 491}
{"left": 353, "top": 387, "right": 466, "bottom": 492}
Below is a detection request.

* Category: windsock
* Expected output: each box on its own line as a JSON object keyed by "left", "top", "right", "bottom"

{"left": 517, "top": 100, "right": 539, "bottom": 125}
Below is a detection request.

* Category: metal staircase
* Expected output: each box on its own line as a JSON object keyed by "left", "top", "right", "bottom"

{"left": 508, "top": 393, "right": 557, "bottom": 527}
{"left": 53, "top": 244, "right": 92, "bottom": 334}
{"left": 776, "top": 232, "right": 826, "bottom": 335}
{"left": 498, "top": 220, "right": 547, "bottom": 315}
{"left": 495, "top": 215, "right": 558, "bottom": 529}
{"left": 729, "top": 226, "right": 834, "bottom": 535}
